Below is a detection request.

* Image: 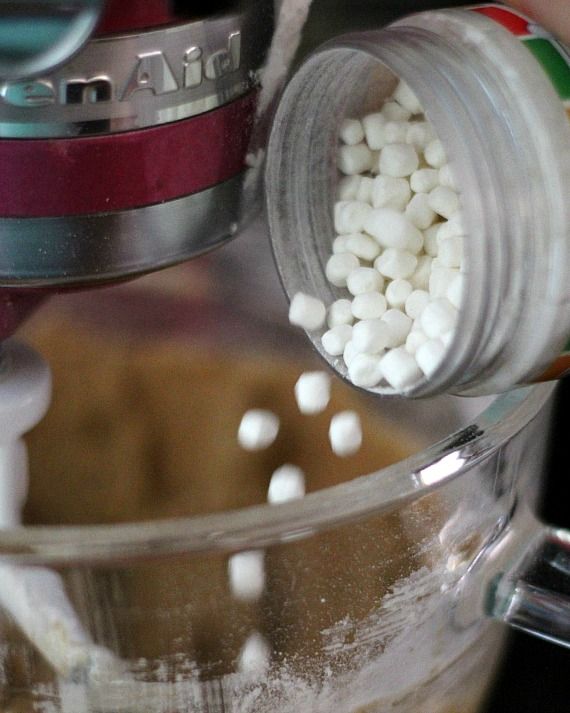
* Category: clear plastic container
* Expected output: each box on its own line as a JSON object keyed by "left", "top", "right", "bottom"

{"left": 265, "top": 4, "right": 570, "bottom": 397}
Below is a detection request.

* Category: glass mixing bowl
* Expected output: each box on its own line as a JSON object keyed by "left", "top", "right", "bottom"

{"left": 0, "top": 223, "right": 566, "bottom": 713}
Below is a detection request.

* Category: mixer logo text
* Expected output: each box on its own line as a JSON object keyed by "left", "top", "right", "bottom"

{"left": 0, "top": 31, "right": 242, "bottom": 108}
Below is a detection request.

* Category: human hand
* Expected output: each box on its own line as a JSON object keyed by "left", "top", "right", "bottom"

{"left": 505, "top": 1, "right": 570, "bottom": 44}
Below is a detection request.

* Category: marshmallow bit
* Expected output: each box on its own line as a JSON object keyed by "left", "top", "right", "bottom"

{"left": 381, "top": 308, "right": 413, "bottom": 347}
{"left": 405, "top": 289, "right": 430, "bottom": 320}
{"left": 383, "top": 120, "right": 409, "bottom": 144}
{"left": 328, "top": 298, "right": 354, "bottom": 327}
{"left": 362, "top": 112, "right": 386, "bottom": 150}
{"left": 382, "top": 101, "right": 411, "bottom": 122}
{"left": 371, "top": 176, "right": 411, "bottom": 211}
{"left": 424, "top": 138, "right": 447, "bottom": 168}
{"left": 429, "top": 265, "right": 460, "bottom": 298}
{"left": 409, "top": 255, "right": 433, "bottom": 290}
{"left": 325, "top": 252, "right": 360, "bottom": 287}
{"left": 334, "top": 200, "right": 372, "bottom": 234}
{"left": 364, "top": 208, "right": 423, "bottom": 252}
{"left": 349, "top": 353, "right": 384, "bottom": 388}
{"left": 439, "top": 163, "right": 457, "bottom": 189}
{"left": 393, "top": 80, "right": 423, "bottom": 114}
{"left": 267, "top": 464, "right": 306, "bottom": 503}
{"left": 405, "top": 329, "right": 429, "bottom": 355}
{"left": 339, "top": 118, "right": 365, "bottom": 146}
{"left": 337, "top": 143, "right": 374, "bottom": 175}
{"left": 423, "top": 223, "right": 442, "bottom": 257}
{"left": 410, "top": 168, "right": 439, "bottom": 194}
{"left": 289, "top": 292, "right": 326, "bottom": 330}
{"left": 374, "top": 249, "right": 418, "bottom": 280}
{"left": 416, "top": 338, "right": 446, "bottom": 377}
{"left": 379, "top": 143, "right": 419, "bottom": 178}
{"left": 379, "top": 347, "right": 422, "bottom": 391}
{"left": 238, "top": 409, "right": 280, "bottom": 451}
{"left": 437, "top": 213, "right": 465, "bottom": 241}
{"left": 441, "top": 330, "right": 455, "bottom": 348}
{"left": 438, "top": 236, "right": 463, "bottom": 268}
{"left": 343, "top": 340, "right": 358, "bottom": 368}
{"left": 356, "top": 176, "right": 374, "bottom": 204}
{"left": 337, "top": 175, "right": 362, "bottom": 201}
{"left": 346, "top": 267, "right": 384, "bottom": 296}
{"left": 329, "top": 411, "right": 363, "bottom": 457}
{"left": 294, "top": 371, "right": 331, "bottom": 415}
{"left": 405, "top": 193, "right": 436, "bottom": 230}
{"left": 421, "top": 298, "right": 458, "bottom": 339}
{"left": 322, "top": 324, "right": 353, "bottom": 356}
{"left": 446, "top": 273, "right": 464, "bottom": 310}
{"left": 238, "top": 632, "right": 271, "bottom": 675}
{"left": 428, "top": 185, "right": 460, "bottom": 220}
{"left": 352, "top": 319, "right": 391, "bottom": 354}
{"left": 345, "top": 233, "right": 381, "bottom": 261}
{"left": 351, "top": 291, "right": 387, "bottom": 320}
{"left": 228, "top": 550, "right": 266, "bottom": 602}
{"left": 333, "top": 235, "right": 350, "bottom": 254}
{"left": 406, "top": 121, "right": 436, "bottom": 150}
{"left": 385, "top": 279, "right": 413, "bottom": 309}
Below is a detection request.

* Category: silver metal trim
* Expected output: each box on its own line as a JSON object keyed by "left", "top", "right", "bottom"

{"left": 0, "top": 0, "right": 272, "bottom": 137}
{"left": 0, "top": 174, "right": 244, "bottom": 286}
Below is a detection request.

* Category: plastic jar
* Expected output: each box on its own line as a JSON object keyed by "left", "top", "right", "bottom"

{"left": 265, "top": 3, "right": 570, "bottom": 397}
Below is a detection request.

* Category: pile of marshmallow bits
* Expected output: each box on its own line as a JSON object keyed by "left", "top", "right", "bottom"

{"left": 289, "top": 80, "right": 466, "bottom": 394}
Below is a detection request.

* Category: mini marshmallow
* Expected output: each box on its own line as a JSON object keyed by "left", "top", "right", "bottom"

{"left": 329, "top": 411, "right": 363, "bottom": 457}
{"left": 238, "top": 409, "right": 280, "bottom": 450}
{"left": 393, "top": 80, "right": 423, "bottom": 114}
{"left": 325, "top": 252, "right": 360, "bottom": 287}
{"left": 327, "top": 298, "right": 354, "bottom": 327}
{"left": 439, "top": 164, "right": 456, "bottom": 189}
{"left": 446, "top": 273, "right": 464, "bottom": 310}
{"left": 351, "top": 291, "right": 387, "bottom": 320}
{"left": 289, "top": 292, "right": 326, "bottom": 330}
{"left": 374, "top": 249, "right": 418, "bottom": 280}
{"left": 228, "top": 550, "right": 265, "bottom": 601}
{"left": 381, "top": 308, "right": 413, "bottom": 347}
{"left": 416, "top": 338, "right": 446, "bottom": 377}
{"left": 428, "top": 186, "right": 460, "bottom": 220}
{"left": 405, "top": 289, "right": 430, "bottom": 320}
{"left": 429, "top": 265, "right": 460, "bottom": 298}
{"left": 438, "top": 236, "right": 463, "bottom": 268}
{"left": 337, "top": 175, "right": 362, "bottom": 201}
{"left": 379, "top": 347, "right": 422, "bottom": 391}
{"left": 421, "top": 298, "right": 458, "bottom": 338}
{"left": 371, "top": 176, "right": 411, "bottom": 211}
{"left": 352, "top": 319, "right": 391, "bottom": 354}
{"left": 405, "top": 329, "right": 429, "bottom": 355}
{"left": 337, "top": 143, "right": 374, "bottom": 175}
{"left": 339, "top": 118, "right": 365, "bottom": 146}
{"left": 332, "top": 235, "right": 350, "bottom": 254}
{"left": 364, "top": 209, "right": 423, "bottom": 252}
{"left": 385, "top": 278, "right": 413, "bottom": 308}
{"left": 406, "top": 121, "right": 436, "bottom": 150}
{"left": 356, "top": 176, "right": 374, "bottom": 204}
{"left": 334, "top": 200, "right": 372, "bottom": 234}
{"left": 267, "top": 464, "right": 306, "bottom": 503}
{"left": 294, "top": 371, "right": 331, "bottom": 414}
{"left": 410, "top": 168, "right": 439, "bottom": 194}
{"left": 348, "top": 353, "right": 384, "bottom": 388}
{"left": 382, "top": 101, "right": 411, "bottom": 122}
{"left": 379, "top": 143, "right": 419, "bottom": 178}
{"left": 322, "top": 324, "right": 353, "bottom": 356}
{"left": 362, "top": 112, "right": 386, "bottom": 150}
{"left": 437, "top": 213, "right": 465, "bottom": 241}
{"left": 409, "top": 255, "right": 433, "bottom": 290}
{"left": 441, "top": 330, "right": 455, "bottom": 348}
{"left": 238, "top": 632, "right": 271, "bottom": 675}
{"left": 405, "top": 193, "right": 436, "bottom": 230}
{"left": 383, "top": 121, "right": 409, "bottom": 144}
{"left": 424, "top": 138, "right": 447, "bottom": 168}
{"left": 423, "top": 223, "right": 442, "bottom": 257}
{"left": 345, "top": 233, "right": 381, "bottom": 261}
{"left": 343, "top": 340, "right": 358, "bottom": 368}
{"left": 346, "top": 267, "right": 384, "bottom": 296}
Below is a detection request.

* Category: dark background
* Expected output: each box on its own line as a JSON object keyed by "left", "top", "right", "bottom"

{"left": 297, "top": 1, "right": 570, "bottom": 710}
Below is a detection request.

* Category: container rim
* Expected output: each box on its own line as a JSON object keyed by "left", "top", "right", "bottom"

{"left": 0, "top": 383, "right": 554, "bottom": 565}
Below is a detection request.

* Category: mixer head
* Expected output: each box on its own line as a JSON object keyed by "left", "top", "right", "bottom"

{"left": 0, "top": 0, "right": 273, "bottom": 288}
